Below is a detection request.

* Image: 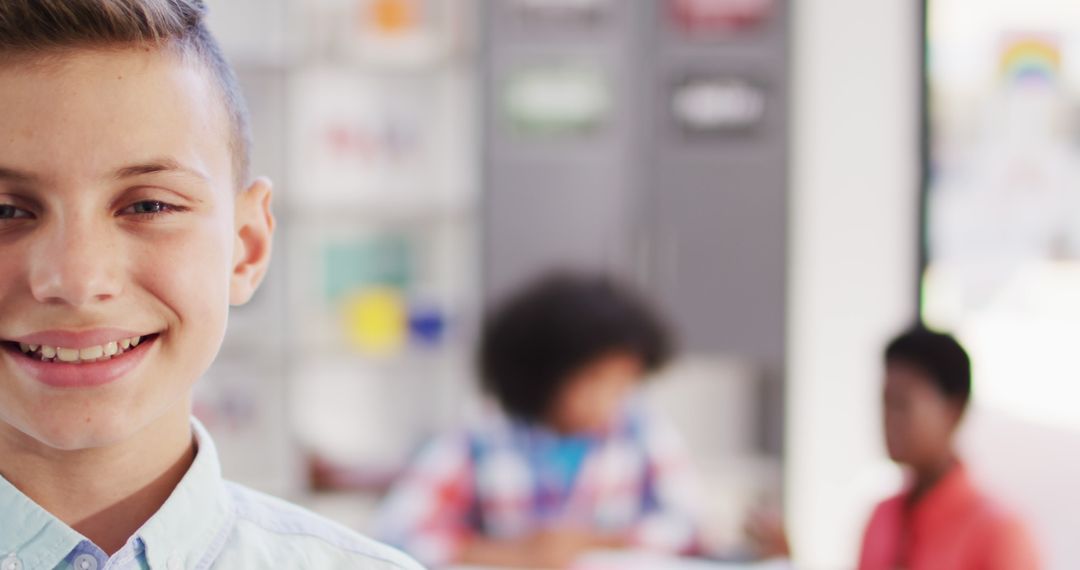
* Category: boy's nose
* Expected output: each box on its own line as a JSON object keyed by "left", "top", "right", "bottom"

{"left": 28, "top": 219, "right": 123, "bottom": 306}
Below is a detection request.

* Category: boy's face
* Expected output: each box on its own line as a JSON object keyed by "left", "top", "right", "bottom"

{"left": 0, "top": 49, "right": 272, "bottom": 451}
{"left": 548, "top": 352, "right": 643, "bottom": 435}
{"left": 882, "top": 361, "right": 961, "bottom": 469}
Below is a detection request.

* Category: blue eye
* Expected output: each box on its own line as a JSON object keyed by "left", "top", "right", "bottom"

{"left": 0, "top": 204, "right": 32, "bottom": 220}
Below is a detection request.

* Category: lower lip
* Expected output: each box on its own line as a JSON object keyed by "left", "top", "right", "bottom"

{"left": 2, "top": 336, "right": 157, "bottom": 389}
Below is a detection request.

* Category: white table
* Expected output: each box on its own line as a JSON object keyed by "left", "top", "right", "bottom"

{"left": 451, "top": 551, "right": 792, "bottom": 570}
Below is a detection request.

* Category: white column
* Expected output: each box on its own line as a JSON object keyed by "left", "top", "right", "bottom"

{"left": 787, "top": 0, "right": 920, "bottom": 567}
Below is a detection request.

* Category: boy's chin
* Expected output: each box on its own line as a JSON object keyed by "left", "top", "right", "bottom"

{"left": 25, "top": 416, "right": 143, "bottom": 451}
{"left": 21, "top": 406, "right": 183, "bottom": 452}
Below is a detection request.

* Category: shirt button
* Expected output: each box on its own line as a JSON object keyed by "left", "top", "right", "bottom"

{"left": 2, "top": 555, "right": 22, "bottom": 570}
{"left": 73, "top": 554, "right": 98, "bottom": 570}
{"left": 166, "top": 554, "right": 183, "bottom": 570}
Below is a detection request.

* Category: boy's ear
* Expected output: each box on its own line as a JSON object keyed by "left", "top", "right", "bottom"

{"left": 230, "top": 177, "right": 275, "bottom": 306}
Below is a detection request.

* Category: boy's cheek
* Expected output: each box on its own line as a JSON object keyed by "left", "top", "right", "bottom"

{"left": 107, "top": 225, "right": 231, "bottom": 383}
{"left": 138, "top": 231, "right": 232, "bottom": 327}
{"left": 0, "top": 260, "right": 18, "bottom": 296}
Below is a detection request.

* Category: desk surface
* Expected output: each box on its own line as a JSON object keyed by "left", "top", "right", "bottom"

{"left": 452, "top": 552, "right": 792, "bottom": 570}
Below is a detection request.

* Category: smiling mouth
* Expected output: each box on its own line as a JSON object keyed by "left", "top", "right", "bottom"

{"left": 2, "top": 334, "right": 159, "bottom": 364}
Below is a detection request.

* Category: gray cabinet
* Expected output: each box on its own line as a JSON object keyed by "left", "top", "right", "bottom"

{"left": 480, "top": 0, "right": 789, "bottom": 455}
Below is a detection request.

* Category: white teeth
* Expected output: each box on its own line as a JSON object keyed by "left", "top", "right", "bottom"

{"left": 15, "top": 335, "right": 148, "bottom": 363}
{"left": 79, "top": 345, "right": 104, "bottom": 360}
{"left": 56, "top": 348, "right": 80, "bottom": 363}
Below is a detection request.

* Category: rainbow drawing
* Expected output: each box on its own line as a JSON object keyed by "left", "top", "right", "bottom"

{"left": 1000, "top": 36, "right": 1061, "bottom": 84}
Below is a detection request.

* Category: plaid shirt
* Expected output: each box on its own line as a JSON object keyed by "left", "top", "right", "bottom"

{"left": 375, "top": 400, "right": 702, "bottom": 567}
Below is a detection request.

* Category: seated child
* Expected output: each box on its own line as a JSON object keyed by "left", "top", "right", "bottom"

{"left": 0, "top": 1, "right": 419, "bottom": 568}
{"left": 376, "top": 272, "right": 702, "bottom": 568}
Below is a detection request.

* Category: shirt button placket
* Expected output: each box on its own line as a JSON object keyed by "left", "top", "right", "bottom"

{"left": 73, "top": 553, "right": 98, "bottom": 570}
{"left": 2, "top": 554, "right": 22, "bottom": 570}
{"left": 166, "top": 553, "right": 184, "bottom": 570}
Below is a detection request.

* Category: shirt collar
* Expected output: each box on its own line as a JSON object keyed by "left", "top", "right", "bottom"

{"left": 909, "top": 461, "right": 980, "bottom": 529}
{"left": 0, "top": 472, "right": 84, "bottom": 570}
{"left": 0, "top": 418, "right": 236, "bottom": 570}
{"left": 137, "top": 417, "right": 236, "bottom": 569}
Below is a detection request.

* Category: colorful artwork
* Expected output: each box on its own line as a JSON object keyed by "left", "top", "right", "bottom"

{"left": 342, "top": 287, "right": 408, "bottom": 355}
{"left": 345, "top": 0, "right": 459, "bottom": 67}
{"left": 291, "top": 70, "right": 425, "bottom": 200}
{"left": 669, "top": 0, "right": 774, "bottom": 35}
{"left": 922, "top": 0, "right": 1080, "bottom": 427}
{"left": 999, "top": 36, "right": 1060, "bottom": 84}
{"left": 365, "top": 0, "right": 421, "bottom": 35}
{"left": 322, "top": 235, "right": 413, "bottom": 302}
{"left": 315, "top": 233, "right": 453, "bottom": 353}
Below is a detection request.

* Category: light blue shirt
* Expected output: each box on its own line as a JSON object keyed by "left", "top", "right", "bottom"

{"left": 0, "top": 419, "right": 423, "bottom": 570}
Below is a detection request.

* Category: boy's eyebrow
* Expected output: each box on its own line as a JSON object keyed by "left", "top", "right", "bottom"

{"left": 0, "top": 160, "right": 210, "bottom": 187}
{"left": 0, "top": 166, "right": 38, "bottom": 184}
{"left": 114, "top": 158, "right": 210, "bottom": 182}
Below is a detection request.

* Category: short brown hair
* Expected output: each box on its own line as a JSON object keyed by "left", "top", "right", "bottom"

{"left": 0, "top": 0, "right": 252, "bottom": 185}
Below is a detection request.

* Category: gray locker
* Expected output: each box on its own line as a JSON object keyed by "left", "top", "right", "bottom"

{"left": 480, "top": 0, "right": 788, "bottom": 454}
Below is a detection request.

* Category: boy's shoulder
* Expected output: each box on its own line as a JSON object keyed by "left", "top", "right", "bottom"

{"left": 219, "top": 481, "right": 425, "bottom": 569}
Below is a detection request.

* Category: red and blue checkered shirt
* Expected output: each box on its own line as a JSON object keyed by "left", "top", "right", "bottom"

{"left": 375, "top": 400, "right": 702, "bottom": 567}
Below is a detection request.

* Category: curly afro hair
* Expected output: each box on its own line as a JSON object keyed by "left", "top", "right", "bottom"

{"left": 478, "top": 271, "right": 675, "bottom": 422}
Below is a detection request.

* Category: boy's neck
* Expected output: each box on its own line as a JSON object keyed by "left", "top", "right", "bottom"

{"left": 908, "top": 452, "right": 958, "bottom": 505}
{"left": 0, "top": 403, "right": 196, "bottom": 556}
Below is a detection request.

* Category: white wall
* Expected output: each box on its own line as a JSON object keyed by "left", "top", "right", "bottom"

{"left": 787, "top": 0, "right": 920, "bottom": 567}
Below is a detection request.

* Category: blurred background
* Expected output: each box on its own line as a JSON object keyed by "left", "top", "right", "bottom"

{"left": 192, "top": 0, "right": 1080, "bottom": 568}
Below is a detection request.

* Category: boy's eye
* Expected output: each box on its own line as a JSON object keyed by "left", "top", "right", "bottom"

{"left": 118, "top": 200, "right": 179, "bottom": 217}
{"left": 0, "top": 204, "right": 32, "bottom": 220}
